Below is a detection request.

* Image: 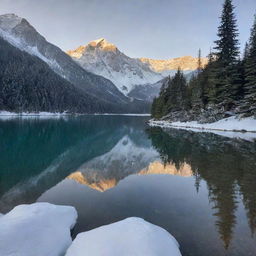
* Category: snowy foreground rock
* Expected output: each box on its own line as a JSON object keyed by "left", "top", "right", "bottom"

{"left": 65, "top": 217, "right": 182, "bottom": 256}
{"left": 0, "top": 203, "right": 77, "bottom": 256}
{"left": 0, "top": 204, "right": 181, "bottom": 256}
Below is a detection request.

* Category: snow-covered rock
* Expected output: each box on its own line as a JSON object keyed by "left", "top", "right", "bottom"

{"left": 0, "top": 203, "right": 77, "bottom": 256}
{"left": 65, "top": 217, "right": 182, "bottom": 256}
{"left": 67, "top": 38, "right": 163, "bottom": 95}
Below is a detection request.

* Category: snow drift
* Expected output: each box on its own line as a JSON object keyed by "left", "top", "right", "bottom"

{"left": 149, "top": 116, "right": 256, "bottom": 140}
{"left": 65, "top": 217, "right": 182, "bottom": 256}
{"left": 0, "top": 203, "right": 77, "bottom": 256}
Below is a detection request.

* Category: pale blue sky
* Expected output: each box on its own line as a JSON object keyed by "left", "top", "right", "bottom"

{"left": 0, "top": 0, "right": 255, "bottom": 59}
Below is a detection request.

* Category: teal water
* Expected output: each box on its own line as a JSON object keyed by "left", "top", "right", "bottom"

{"left": 0, "top": 116, "right": 256, "bottom": 256}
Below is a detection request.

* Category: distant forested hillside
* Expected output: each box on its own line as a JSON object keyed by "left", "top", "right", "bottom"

{"left": 0, "top": 37, "right": 126, "bottom": 113}
{"left": 152, "top": 0, "right": 256, "bottom": 122}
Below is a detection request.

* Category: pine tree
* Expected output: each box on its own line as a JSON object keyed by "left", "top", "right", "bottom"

{"left": 243, "top": 15, "right": 256, "bottom": 115}
{"left": 214, "top": 0, "right": 239, "bottom": 65}
{"left": 197, "top": 48, "right": 203, "bottom": 74}
{"left": 214, "top": 0, "right": 240, "bottom": 110}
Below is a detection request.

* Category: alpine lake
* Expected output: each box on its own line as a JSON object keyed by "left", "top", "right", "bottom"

{"left": 0, "top": 115, "right": 256, "bottom": 256}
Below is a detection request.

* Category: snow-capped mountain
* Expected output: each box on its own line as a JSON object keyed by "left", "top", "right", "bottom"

{"left": 140, "top": 56, "right": 208, "bottom": 76}
{"left": 65, "top": 135, "right": 193, "bottom": 192}
{"left": 0, "top": 14, "right": 133, "bottom": 109}
{"left": 67, "top": 38, "right": 163, "bottom": 95}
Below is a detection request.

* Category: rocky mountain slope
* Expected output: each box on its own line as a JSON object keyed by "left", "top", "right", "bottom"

{"left": 128, "top": 77, "right": 169, "bottom": 102}
{"left": 67, "top": 38, "right": 163, "bottom": 95}
{"left": 67, "top": 38, "right": 207, "bottom": 101}
{"left": 0, "top": 15, "right": 128, "bottom": 106}
{"left": 0, "top": 14, "right": 150, "bottom": 113}
{"left": 0, "top": 37, "right": 114, "bottom": 113}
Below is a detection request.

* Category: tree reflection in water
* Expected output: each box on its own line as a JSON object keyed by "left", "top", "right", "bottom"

{"left": 147, "top": 127, "right": 256, "bottom": 249}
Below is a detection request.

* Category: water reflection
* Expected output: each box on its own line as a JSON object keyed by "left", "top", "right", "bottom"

{"left": 67, "top": 161, "right": 193, "bottom": 192}
{"left": 148, "top": 127, "right": 256, "bottom": 250}
{"left": 1, "top": 117, "right": 256, "bottom": 256}
{"left": 38, "top": 125, "right": 256, "bottom": 255}
{"left": 0, "top": 116, "right": 149, "bottom": 212}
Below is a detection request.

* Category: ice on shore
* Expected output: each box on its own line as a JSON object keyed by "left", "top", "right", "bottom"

{"left": 0, "top": 111, "right": 70, "bottom": 120}
{"left": 150, "top": 116, "right": 256, "bottom": 141}
{"left": 65, "top": 217, "right": 182, "bottom": 256}
{"left": 0, "top": 203, "right": 77, "bottom": 256}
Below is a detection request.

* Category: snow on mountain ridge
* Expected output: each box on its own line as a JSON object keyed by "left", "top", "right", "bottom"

{"left": 67, "top": 38, "right": 163, "bottom": 94}
{"left": 0, "top": 13, "right": 23, "bottom": 31}
{"left": 140, "top": 56, "right": 208, "bottom": 73}
{"left": 0, "top": 14, "right": 134, "bottom": 108}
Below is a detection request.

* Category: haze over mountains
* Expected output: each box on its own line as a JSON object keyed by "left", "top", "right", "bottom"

{"left": 0, "top": 13, "right": 206, "bottom": 114}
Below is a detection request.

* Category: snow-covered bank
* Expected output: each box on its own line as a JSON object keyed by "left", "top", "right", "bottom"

{"left": 0, "top": 203, "right": 77, "bottom": 256}
{"left": 149, "top": 116, "right": 256, "bottom": 140}
{"left": 93, "top": 113, "right": 151, "bottom": 116}
{"left": 0, "top": 111, "right": 150, "bottom": 120}
{"left": 0, "top": 111, "right": 71, "bottom": 120}
{"left": 65, "top": 217, "right": 181, "bottom": 256}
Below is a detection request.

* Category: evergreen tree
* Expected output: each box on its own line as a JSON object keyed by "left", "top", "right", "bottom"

{"left": 214, "top": 0, "right": 239, "bottom": 65}
{"left": 164, "top": 69, "right": 189, "bottom": 114}
{"left": 197, "top": 48, "right": 203, "bottom": 73}
{"left": 243, "top": 15, "right": 256, "bottom": 115}
{"left": 214, "top": 0, "right": 240, "bottom": 109}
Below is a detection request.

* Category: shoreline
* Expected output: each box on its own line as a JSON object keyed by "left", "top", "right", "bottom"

{"left": 149, "top": 116, "right": 256, "bottom": 141}
{"left": 0, "top": 111, "right": 151, "bottom": 119}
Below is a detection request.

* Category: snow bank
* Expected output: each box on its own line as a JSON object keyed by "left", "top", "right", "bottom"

{"left": 150, "top": 116, "right": 256, "bottom": 140}
{"left": 0, "top": 111, "right": 150, "bottom": 119}
{"left": 65, "top": 217, "right": 181, "bottom": 256}
{"left": 0, "top": 203, "right": 77, "bottom": 256}
{"left": 94, "top": 113, "right": 151, "bottom": 116}
{"left": 0, "top": 111, "right": 71, "bottom": 120}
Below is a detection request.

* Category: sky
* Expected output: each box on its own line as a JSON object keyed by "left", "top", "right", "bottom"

{"left": 0, "top": 0, "right": 255, "bottom": 59}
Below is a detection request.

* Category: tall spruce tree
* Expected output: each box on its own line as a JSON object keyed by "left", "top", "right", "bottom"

{"left": 243, "top": 15, "right": 256, "bottom": 115}
{"left": 214, "top": 0, "right": 240, "bottom": 109}
{"left": 197, "top": 48, "right": 203, "bottom": 74}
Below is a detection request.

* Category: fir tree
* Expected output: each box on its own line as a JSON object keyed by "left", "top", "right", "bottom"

{"left": 197, "top": 48, "right": 203, "bottom": 74}
{"left": 214, "top": 0, "right": 239, "bottom": 65}
{"left": 244, "top": 15, "right": 256, "bottom": 115}
{"left": 214, "top": 0, "right": 240, "bottom": 109}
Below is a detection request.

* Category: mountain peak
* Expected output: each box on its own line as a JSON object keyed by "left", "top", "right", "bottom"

{"left": 88, "top": 38, "right": 117, "bottom": 52}
{"left": 67, "top": 38, "right": 118, "bottom": 58}
{"left": 0, "top": 13, "right": 23, "bottom": 31}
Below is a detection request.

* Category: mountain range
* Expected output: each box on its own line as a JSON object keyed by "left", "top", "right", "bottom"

{"left": 0, "top": 13, "right": 207, "bottom": 114}
{"left": 140, "top": 56, "right": 208, "bottom": 75}
{"left": 67, "top": 38, "right": 163, "bottom": 95}
{"left": 67, "top": 38, "right": 208, "bottom": 100}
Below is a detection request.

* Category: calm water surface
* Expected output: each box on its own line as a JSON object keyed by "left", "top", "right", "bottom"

{"left": 0, "top": 116, "right": 256, "bottom": 256}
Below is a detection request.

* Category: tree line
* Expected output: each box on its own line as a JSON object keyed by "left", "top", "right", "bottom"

{"left": 152, "top": 0, "right": 256, "bottom": 121}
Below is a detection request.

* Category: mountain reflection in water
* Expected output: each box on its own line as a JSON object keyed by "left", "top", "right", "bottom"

{"left": 38, "top": 124, "right": 256, "bottom": 256}
{"left": 0, "top": 116, "right": 255, "bottom": 256}
{"left": 67, "top": 161, "right": 193, "bottom": 192}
